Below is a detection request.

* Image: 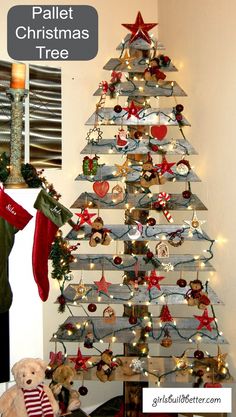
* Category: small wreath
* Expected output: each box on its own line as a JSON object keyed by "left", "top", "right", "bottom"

{"left": 168, "top": 233, "right": 184, "bottom": 247}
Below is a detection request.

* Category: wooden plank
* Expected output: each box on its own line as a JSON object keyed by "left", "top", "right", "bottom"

{"left": 63, "top": 284, "right": 223, "bottom": 306}
{"left": 70, "top": 254, "right": 215, "bottom": 272}
{"left": 66, "top": 224, "right": 210, "bottom": 241}
{"left": 103, "top": 58, "right": 178, "bottom": 73}
{"left": 85, "top": 107, "right": 190, "bottom": 126}
{"left": 116, "top": 36, "right": 164, "bottom": 51}
{"left": 71, "top": 193, "right": 207, "bottom": 211}
{"left": 81, "top": 138, "right": 198, "bottom": 156}
{"left": 75, "top": 165, "right": 200, "bottom": 183}
{"left": 52, "top": 316, "right": 227, "bottom": 344}
{"left": 94, "top": 81, "right": 187, "bottom": 97}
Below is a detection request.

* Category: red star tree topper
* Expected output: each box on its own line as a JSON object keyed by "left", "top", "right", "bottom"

{"left": 122, "top": 11, "right": 157, "bottom": 44}
{"left": 94, "top": 274, "right": 112, "bottom": 294}
{"left": 123, "top": 100, "right": 142, "bottom": 120}
{"left": 76, "top": 208, "right": 96, "bottom": 226}
{"left": 194, "top": 308, "right": 214, "bottom": 331}
{"left": 145, "top": 270, "right": 165, "bottom": 290}
{"left": 70, "top": 347, "right": 91, "bottom": 371}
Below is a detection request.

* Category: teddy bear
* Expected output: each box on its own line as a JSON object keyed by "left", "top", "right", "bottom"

{"left": 49, "top": 364, "right": 81, "bottom": 416}
{"left": 140, "top": 153, "right": 165, "bottom": 188}
{"left": 89, "top": 216, "right": 112, "bottom": 247}
{"left": 0, "top": 357, "right": 59, "bottom": 417}
{"left": 143, "top": 58, "right": 166, "bottom": 82}
{"left": 185, "top": 279, "right": 211, "bottom": 309}
{"left": 96, "top": 350, "right": 121, "bottom": 383}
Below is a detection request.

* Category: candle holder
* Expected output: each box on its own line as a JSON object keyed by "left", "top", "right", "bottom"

{"left": 4, "top": 88, "right": 28, "bottom": 188}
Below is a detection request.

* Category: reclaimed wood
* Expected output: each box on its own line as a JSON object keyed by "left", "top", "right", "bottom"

{"left": 116, "top": 36, "right": 163, "bottom": 51}
{"left": 66, "top": 224, "right": 210, "bottom": 241}
{"left": 62, "top": 284, "right": 223, "bottom": 306}
{"left": 71, "top": 193, "right": 207, "bottom": 211}
{"left": 81, "top": 138, "right": 198, "bottom": 155}
{"left": 94, "top": 81, "right": 186, "bottom": 97}
{"left": 103, "top": 58, "right": 177, "bottom": 73}
{"left": 70, "top": 254, "right": 215, "bottom": 272}
{"left": 85, "top": 107, "right": 190, "bottom": 126}
{"left": 75, "top": 165, "right": 200, "bottom": 183}
{"left": 52, "top": 316, "right": 227, "bottom": 344}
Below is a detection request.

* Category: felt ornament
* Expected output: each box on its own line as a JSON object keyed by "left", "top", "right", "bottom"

{"left": 115, "top": 159, "right": 133, "bottom": 178}
{"left": 32, "top": 189, "right": 73, "bottom": 302}
{"left": 111, "top": 184, "right": 124, "bottom": 203}
{"left": 156, "top": 155, "right": 175, "bottom": 175}
{"left": 184, "top": 211, "right": 206, "bottom": 234}
{"left": 160, "top": 305, "right": 173, "bottom": 322}
{"left": 123, "top": 101, "right": 142, "bottom": 120}
{"left": 145, "top": 270, "right": 165, "bottom": 290}
{"left": 150, "top": 125, "right": 168, "bottom": 141}
{"left": 82, "top": 155, "right": 99, "bottom": 176}
{"left": 122, "top": 11, "right": 157, "bottom": 44}
{"left": 93, "top": 180, "right": 110, "bottom": 198}
{"left": 115, "top": 128, "right": 129, "bottom": 150}
{"left": 89, "top": 216, "right": 112, "bottom": 247}
{"left": 155, "top": 241, "right": 169, "bottom": 258}
{"left": 94, "top": 274, "right": 112, "bottom": 294}
{"left": 75, "top": 208, "right": 96, "bottom": 227}
{"left": 103, "top": 306, "right": 116, "bottom": 323}
{"left": 194, "top": 308, "right": 214, "bottom": 331}
{"left": 69, "top": 348, "right": 91, "bottom": 371}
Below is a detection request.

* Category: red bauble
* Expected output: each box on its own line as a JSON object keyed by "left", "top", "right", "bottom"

{"left": 194, "top": 350, "right": 205, "bottom": 360}
{"left": 204, "top": 382, "right": 222, "bottom": 388}
{"left": 79, "top": 386, "right": 88, "bottom": 396}
{"left": 146, "top": 250, "right": 154, "bottom": 259}
{"left": 129, "top": 315, "right": 137, "bottom": 325}
{"left": 57, "top": 295, "right": 66, "bottom": 305}
{"left": 163, "top": 55, "right": 171, "bottom": 64}
{"left": 175, "top": 104, "right": 184, "bottom": 113}
{"left": 88, "top": 303, "right": 97, "bottom": 313}
{"left": 113, "top": 256, "right": 123, "bottom": 265}
{"left": 176, "top": 278, "right": 187, "bottom": 288}
{"left": 151, "top": 144, "right": 159, "bottom": 152}
{"left": 182, "top": 190, "right": 192, "bottom": 199}
{"left": 144, "top": 325, "right": 152, "bottom": 333}
{"left": 147, "top": 217, "right": 156, "bottom": 226}
{"left": 134, "top": 131, "right": 142, "bottom": 139}
{"left": 109, "top": 85, "right": 115, "bottom": 92}
{"left": 196, "top": 369, "right": 204, "bottom": 377}
{"left": 114, "top": 104, "right": 122, "bottom": 113}
{"left": 176, "top": 113, "right": 183, "bottom": 122}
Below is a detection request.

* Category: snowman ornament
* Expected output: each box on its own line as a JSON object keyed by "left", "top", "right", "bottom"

{"left": 115, "top": 128, "right": 129, "bottom": 151}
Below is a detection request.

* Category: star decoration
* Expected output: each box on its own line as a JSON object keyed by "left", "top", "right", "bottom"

{"left": 74, "top": 279, "right": 88, "bottom": 298}
{"left": 70, "top": 348, "right": 91, "bottom": 371}
{"left": 76, "top": 209, "right": 96, "bottom": 227}
{"left": 115, "top": 159, "right": 133, "bottom": 177}
{"left": 94, "top": 274, "right": 112, "bottom": 294}
{"left": 194, "top": 308, "right": 214, "bottom": 331}
{"left": 156, "top": 156, "right": 175, "bottom": 175}
{"left": 145, "top": 270, "right": 165, "bottom": 290}
{"left": 122, "top": 11, "right": 157, "bottom": 44}
{"left": 162, "top": 262, "right": 174, "bottom": 272}
{"left": 215, "top": 346, "right": 228, "bottom": 370}
{"left": 118, "top": 50, "right": 136, "bottom": 67}
{"left": 123, "top": 100, "right": 142, "bottom": 120}
{"left": 173, "top": 351, "right": 190, "bottom": 374}
{"left": 184, "top": 211, "right": 206, "bottom": 234}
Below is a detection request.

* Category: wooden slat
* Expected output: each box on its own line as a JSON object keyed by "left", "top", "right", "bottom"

{"left": 85, "top": 107, "right": 190, "bottom": 126}
{"left": 62, "top": 284, "right": 223, "bottom": 306}
{"left": 103, "top": 58, "right": 177, "bottom": 73}
{"left": 70, "top": 254, "right": 215, "bottom": 272}
{"left": 66, "top": 224, "right": 210, "bottom": 241}
{"left": 94, "top": 81, "right": 186, "bottom": 97}
{"left": 71, "top": 193, "right": 207, "bottom": 211}
{"left": 81, "top": 138, "right": 198, "bottom": 155}
{"left": 52, "top": 316, "right": 227, "bottom": 344}
{"left": 116, "top": 36, "right": 163, "bottom": 51}
{"left": 75, "top": 165, "right": 200, "bottom": 183}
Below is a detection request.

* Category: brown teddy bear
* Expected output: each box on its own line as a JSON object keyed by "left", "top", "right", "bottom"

{"left": 185, "top": 279, "right": 211, "bottom": 309}
{"left": 89, "top": 217, "right": 112, "bottom": 247}
{"left": 50, "top": 364, "right": 81, "bottom": 415}
{"left": 96, "top": 350, "right": 121, "bottom": 383}
{"left": 0, "top": 357, "right": 59, "bottom": 417}
{"left": 140, "top": 153, "right": 165, "bottom": 188}
{"left": 143, "top": 58, "right": 166, "bottom": 82}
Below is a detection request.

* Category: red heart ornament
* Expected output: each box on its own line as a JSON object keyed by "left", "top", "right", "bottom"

{"left": 151, "top": 125, "right": 168, "bottom": 140}
{"left": 93, "top": 181, "right": 109, "bottom": 198}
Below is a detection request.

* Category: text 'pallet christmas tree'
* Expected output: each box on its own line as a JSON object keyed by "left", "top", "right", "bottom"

{"left": 51, "top": 12, "right": 231, "bottom": 417}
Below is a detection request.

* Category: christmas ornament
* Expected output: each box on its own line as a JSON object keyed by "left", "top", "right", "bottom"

{"left": 160, "top": 305, "right": 173, "bottom": 322}
{"left": 182, "top": 183, "right": 192, "bottom": 199}
{"left": 76, "top": 208, "right": 96, "bottom": 227}
{"left": 84, "top": 332, "right": 94, "bottom": 348}
{"left": 173, "top": 351, "right": 190, "bottom": 373}
{"left": 75, "top": 278, "right": 88, "bottom": 298}
{"left": 123, "top": 100, "right": 142, "bottom": 120}
{"left": 155, "top": 241, "right": 169, "bottom": 258}
{"left": 215, "top": 346, "right": 228, "bottom": 371}
{"left": 194, "top": 309, "right": 214, "bottom": 331}
{"left": 113, "top": 104, "right": 122, "bottom": 113}
{"left": 94, "top": 274, "right": 112, "bottom": 294}
{"left": 162, "top": 262, "right": 174, "bottom": 272}
{"left": 86, "top": 127, "right": 103, "bottom": 144}
{"left": 79, "top": 386, "right": 88, "bottom": 396}
{"left": 147, "top": 217, "right": 156, "bottom": 226}
{"left": 99, "top": 80, "right": 109, "bottom": 94}
{"left": 129, "top": 315, "right": 138, "bottom": 325}
{"left": 88, "top": 303, "right": 97, "bottom": 312}
{"left": 194, "top": 349, "right": 205, "bottom": 360}
{"left": 89, "top": 216, "right": 112, "bottom": 247}
{"left": 115, "top": 159, "right": 133, "bottom": 177}
{"left": 111, "top": 184, "right": 124, "bottom": 203}
{"left": 103, "top": 306, "right": 116, "bottom": 323}
{"left": 176, "top": 159, "right": 191, "bottom": 176}
{"left": 93, "top": 180, "right": 110, "bottom": 198}
{"left": 49, "top": 351, "right": 64, "bottom": 367}
{"left": 156, "top": 155, "right": 175, "bottom": 175}
{"left": 70, "top": 348, "right": 91, "bottom": 371}
{"left": 127, "top": 221, "right": 143, "bottom": 240}
{"left": 196, "top": 369, "right": 205, "bottom": 377}
{"left": 168, "top": 231, "right": 184, "bottom": 247}
{"left": 204, "top": 382, "right": 222, "bottom": 388}
{"left": 130, "top": 358, "right": 144, "bottom": 373}
{"left": 151, "top": 144, "right": 159, "bottom": 152}
{"left": 115, "top": 128, "right": 129, "bottom": 150}
{"left": 146, "top": 250, "right": 154, "bottom": 260}
{"left": 82, "top": 155, "right": 99, "bottom": 176}
{"left": 159, "top": 54, "right": 171, "bottom": 67}
{"left": 156, "top": 192, "right": 173, "bottom": 223}
{"left": 161, "top": 329, "right": 172, "bottom": 348}
{"left": 140, "top": 152, "right": 164, "bottom": 188}
{"left": 175, "top": 104, "right": 184, "bottom": 113}
{"left": 134, "top": 130, "right": 143, "bottom": 139}
{"left": 145, "top": 270, "right": 165, "bottom": 290}
{"left": 150, "top": 125, "right": 168, "bottom": 141}
{"left": 110, "top": 70, "right": 122, "bottom": 84}
{"left": 118, "top": 50, "right": 136, "bottom": 67}
{"left": 177, "top": 278, "right": 187, "bottom": 288}
{"left": 184, "top": 211, "right": 206, "bottom": 234}
{"left": 122, "top": 11, "right": 157, "bottom": 44}
{"left": 113, "top": 256, "right": 122, "bottom": 265}
{"left": 144, "top": 325, "right": 152, "bottom": 333}
{"left": 144, "top": 59, "right": 166, "bottom": 82}
{"left": 32, "top": 189, "right": 73, "bottom": 302}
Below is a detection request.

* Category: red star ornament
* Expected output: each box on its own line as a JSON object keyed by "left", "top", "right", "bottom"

{"left": 194, "top": 309, "right": 214, "bottom": 331}
{"left": 94, "top": 274, "right": 112, "bottom": 294}
{"left": 156, "top": 156, "right": 175, "bottom": 175}
{"left": 122, "top": 11, "right": 157, "bottom": 44}
{"left": 76, "top": 209, "right": 96, "bottom": 226}
{"left": 123, "top": 100, "right": 142, "bottom": 120}
{"left": 145, "top": 270, "right": 165, "bottom": 290}
{"left": 70, "top": 348, "right": 91, "bottom": 371}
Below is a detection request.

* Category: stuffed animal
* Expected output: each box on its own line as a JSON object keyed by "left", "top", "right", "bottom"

{"left": 185, "top": 279, "right": 211, "bottom": 309}
{"left": 50, "top": 364, "right": 81, "bottom": 415}
{"left": 140, "top": 153, "right": 165, "bottom": 188}
{"left": 89, "top": 216, "right": 111, "bottom": 247}
{"left": 96, "top": 350, "right": 121, "bottom": 383}
{"left": 143, "top": 58, "right": 166, "bottom": 82}
{"left": 0, "top": 357, "right": 59, "bottom": 417}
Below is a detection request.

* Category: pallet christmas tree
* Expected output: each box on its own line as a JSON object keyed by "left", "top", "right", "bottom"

{"left": 50, "top": 12, "right": 231, "bottom": 416}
